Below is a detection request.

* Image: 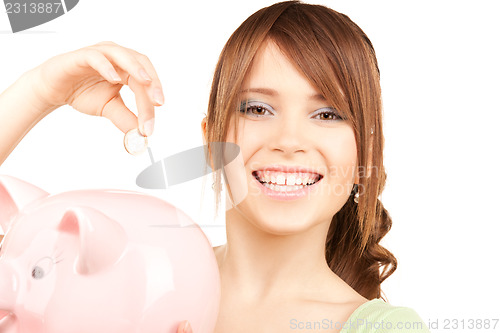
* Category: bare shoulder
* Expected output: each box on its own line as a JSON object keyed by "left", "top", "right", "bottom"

{"left": 284, "top": 274, "right": 369, "bottom": 332}
{"left": 261, "top": 295, "right": 369, "bottom": 333}
{"left": 214, "top": 296, "right": 370, "bottom": 333}
{"left": 292, "top": 295, "right": 368, "bottom": 331}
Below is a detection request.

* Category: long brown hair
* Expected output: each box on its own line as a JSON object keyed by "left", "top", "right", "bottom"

{"left": 205, "top": 1, "right": 396, "bottom": 301}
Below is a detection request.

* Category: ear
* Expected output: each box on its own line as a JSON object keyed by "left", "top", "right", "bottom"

{"left": 58, "top": 206, "right": 128, "bottom": 275}
{"left": 201, "top": 117, "right": 208, "bottom": 145}
{"left": 0, "top": 175, "right": 49, "bottom": 233}
{"left": 201, "top": 117, "right": 216, "bottom": 170}
{"left": 354, "top": 168, "right": 360, "bottom": 185}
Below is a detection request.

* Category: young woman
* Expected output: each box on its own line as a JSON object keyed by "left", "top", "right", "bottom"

{"left": 0, "top": 1, "right": 430, "bottom": 332}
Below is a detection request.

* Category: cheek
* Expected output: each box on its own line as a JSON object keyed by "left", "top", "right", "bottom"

{"left": 321, "top": 128, "right": 358, "bottom": 183}
{"left": 226, "top": 120, "right": 263, "bottom": 164}
{"left": 224, "top": 121, "right": 259, "bottom": 201}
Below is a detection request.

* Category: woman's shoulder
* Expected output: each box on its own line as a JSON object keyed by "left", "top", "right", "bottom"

{"left": 340, "top": 298, "right": 430, "bottom": 333}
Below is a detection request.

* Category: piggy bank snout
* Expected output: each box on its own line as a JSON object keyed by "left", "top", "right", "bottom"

{"left": 0, "top": 262, "right": 18, "bottom": 312}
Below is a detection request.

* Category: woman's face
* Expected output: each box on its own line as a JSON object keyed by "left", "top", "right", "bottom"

{"left": 224, "top": 40, "right": 358, "bottom": 235}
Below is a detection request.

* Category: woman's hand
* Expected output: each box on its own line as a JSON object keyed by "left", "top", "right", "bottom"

{"left": 29, "top": 41, "right": 164, "bottom": 136}
{"left": 177, "top": 320, "right": 193, "bottom": 333}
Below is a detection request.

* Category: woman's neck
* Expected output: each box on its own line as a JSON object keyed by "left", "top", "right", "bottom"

{"left": 215, "top": 207, "right": 347, "bottom": 305}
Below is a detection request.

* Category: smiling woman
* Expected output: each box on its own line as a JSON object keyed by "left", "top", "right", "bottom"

{"left": 0, "top": 0, "right": 431, "bottom": 332}
{"left": 202, "top": 1, "right": 430, "bottom": 332}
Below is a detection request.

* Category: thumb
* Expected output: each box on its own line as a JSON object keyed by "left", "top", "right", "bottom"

{"left": 100, "top": 94, "right": 138, "bottom": 134}
{"left": 177, "top": 320, "right": 192, "bottom": 333}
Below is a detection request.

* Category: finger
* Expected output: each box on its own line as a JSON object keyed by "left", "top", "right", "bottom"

{"left": 177, "top": 320, "right": 192, "bottom": 333}
{"left": 129, "top": 78, "right": 155, "bottom": 136}
{"left": 134, "top": 52, "right": 165, "bottom": 106}
{"left": 69, "top": 49, "right": 122, "bottom": 84}
{"left": 90, "top": 43, "right": 154, "bottom": 87}
{"left": 100, "top": 94, "right": 138, "bottom": 133}
{"left": 185, "top": 321, "right": 193, "bottom": 333}
{"left": 94, "top": 43, "right": 164, "bottom": 107}
{"left": 176, "top": 322, "right": 184, "bottom": 333}
{"left": 186, "top": 322, "right": 193, "bottom": 333}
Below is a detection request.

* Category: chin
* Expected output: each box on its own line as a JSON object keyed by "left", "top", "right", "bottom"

{"left": 229, "top": 198, "right": 329, "bottom": 236}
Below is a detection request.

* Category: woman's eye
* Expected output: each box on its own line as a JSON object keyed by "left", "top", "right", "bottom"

{"left": 313, "top": 108, "right": 344, "bottom": 121}
{"left": 239, "top": 101, "right": 273, "bottom": 117}
{"left": 317, "top": 112, "right": 337, "bottom": 120}
{"left": 247, "top": 105, "right": 269, "bottom": 115}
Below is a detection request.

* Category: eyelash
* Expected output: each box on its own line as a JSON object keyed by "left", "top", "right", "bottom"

{"left": 239, "top": 102, "right": 272, "bottom": 117}
{"left": 238, "top": 102, "right": 344, "bottom": 121}
{"left": 312, "top": 108, "right": 344, "bottom": 121}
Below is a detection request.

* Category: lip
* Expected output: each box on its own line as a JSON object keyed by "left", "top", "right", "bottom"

{"left": 251, "top": 165, "right": 323, "bottom": 201}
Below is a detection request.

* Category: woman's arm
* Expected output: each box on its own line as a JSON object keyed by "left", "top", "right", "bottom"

{"left": 0, "top": 70, "right": 56, "bottom": 166}
{"left": 0, "top": 41, "right": 165, "bottom": 167}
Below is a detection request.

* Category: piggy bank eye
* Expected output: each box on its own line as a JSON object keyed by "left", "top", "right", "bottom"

{"left": 32, "top": 266, "right": 44, "bottom": 279}
{"left": 31, "top": 257, "right": 55, "bottom": 280}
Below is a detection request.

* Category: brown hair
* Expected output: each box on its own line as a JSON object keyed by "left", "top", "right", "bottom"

{"left": 205, "top": 1, "right": 396, "bottom": 301}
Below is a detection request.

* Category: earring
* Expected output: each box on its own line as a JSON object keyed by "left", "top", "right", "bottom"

{"left": 353, "top": 184, "right": 359, "bottom": 204}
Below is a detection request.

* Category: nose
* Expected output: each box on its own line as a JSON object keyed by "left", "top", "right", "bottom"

{"left": 269, "top": 113, "right": 307, "bottom": 154}
{"left": 0, "top": 262, "right": 18, "bottom": 312}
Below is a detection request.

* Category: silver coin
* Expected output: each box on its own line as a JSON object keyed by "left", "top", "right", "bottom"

{"left": 124, "top": 128, "right": 148, "bottom": 156}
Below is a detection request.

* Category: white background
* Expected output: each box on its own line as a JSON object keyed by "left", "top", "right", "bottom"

{"left": 1, "top": 1, "right": 499, "bottom": 331}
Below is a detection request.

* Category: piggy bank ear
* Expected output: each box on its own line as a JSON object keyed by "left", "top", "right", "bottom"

{"left": 0, "top": 175, "right": 49, "bottom": 232}
{"left": 58, "top": 206, "right": 128, "bottom": 275}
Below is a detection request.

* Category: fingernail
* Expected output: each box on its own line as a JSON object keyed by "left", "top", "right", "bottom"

{"left": 108, "top": 69, "right": 121, "bottom": 82}
{"left": 153, "top": 88, "right": 164, "bottom": 105}
{"left": 183, "top": 321, "right": 192, "bottom": 333}
{"left": 139, "top": 68, "right": 152, "bottom": 82}
{"left": 143, "top": 118, "right": 154, "bottom": 137}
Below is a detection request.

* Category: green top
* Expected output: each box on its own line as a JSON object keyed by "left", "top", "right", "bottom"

{"left": 340, "top": 299, "right": 430, "bottom": 333}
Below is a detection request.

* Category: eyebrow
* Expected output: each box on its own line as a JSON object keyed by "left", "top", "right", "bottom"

{"left": 240, "top": 88, "right": 326, "bottom": 101}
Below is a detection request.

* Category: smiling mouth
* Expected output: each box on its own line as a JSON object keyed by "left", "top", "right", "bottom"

{"left": 252, "top": 170, "right": 323, "bottom": 188}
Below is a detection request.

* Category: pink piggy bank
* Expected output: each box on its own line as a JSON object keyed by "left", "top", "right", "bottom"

{"left": 0, "top": 175, "right": 220, "bottom": 333}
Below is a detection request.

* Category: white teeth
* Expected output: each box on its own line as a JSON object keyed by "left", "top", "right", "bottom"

{"left": 255, "top": 171, "right": 321, "bottom": 188}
